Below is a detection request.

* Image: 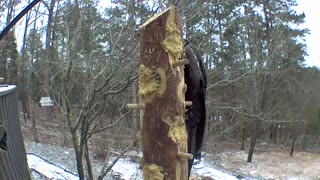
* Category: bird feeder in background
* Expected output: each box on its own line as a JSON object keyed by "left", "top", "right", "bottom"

{"left": 39, "top": 96, "right": 54, "bottom": 107}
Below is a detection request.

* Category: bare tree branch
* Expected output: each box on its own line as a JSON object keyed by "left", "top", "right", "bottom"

{"left": 97, "top": 138, "right": 137, "bottom": 180}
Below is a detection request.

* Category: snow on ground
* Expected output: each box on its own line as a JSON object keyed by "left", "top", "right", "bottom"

{"left": 25, "top": 141, "right": 244, "bottom": 180}
{"left": 27, "top": 155, "right": 241, "bottom": 180}
{"left": 107, "top": 153, "right": 243, "bottom": 180}
{"left": 108, "top": 155, "right": 143, "bottom": 179}
{"left": 215, "top": 148, "right": 320, "bottom": 180}
{"left": 25, "top": 141, "right": 103, "bottom": 179}
{"left": 28, "top": 153, "right": 78, "bottom": 180}
{"left": 30, "top": 139, "right": 319, "bottom": 180}
{"left": 191, "top": 161, "right": 239, "bottom": 180}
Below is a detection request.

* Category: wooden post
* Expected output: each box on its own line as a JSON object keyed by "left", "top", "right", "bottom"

{"left": 139, "top": 6, "right": 189, "bottom": 180}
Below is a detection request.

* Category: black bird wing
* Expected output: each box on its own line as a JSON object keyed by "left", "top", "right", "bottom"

{"left": 184, "top": 43, "right": 207, "bottom": 161}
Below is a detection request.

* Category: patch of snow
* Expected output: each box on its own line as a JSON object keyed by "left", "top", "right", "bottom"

{"left": 25, "top": 141, "right": 251, "bottom": 180}
{"left": 192, "top": 161, "right": 239, "bottom": 180}
{"left": 126, "top": 150, "right": 143, "bottom": 157}
{"left": 27, "top": 154, "right": 78, "bottom": 180}
{"left": 109, "top": 158, "right": 142, "bottom": 179}
{"left": 287, "top": 177, "right": 300, "bottom": 180}
{"left": 110, "top": 157, "right": 246, "bottom": 180}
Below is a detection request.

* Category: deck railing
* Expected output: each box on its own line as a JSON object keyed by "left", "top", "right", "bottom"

{"left": 0, "top": 85, "right": 31, "bottom": 179}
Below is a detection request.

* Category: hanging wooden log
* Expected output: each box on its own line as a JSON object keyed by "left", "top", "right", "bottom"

{"left": 139, "top": 5, "right": 189, "bottom": 180}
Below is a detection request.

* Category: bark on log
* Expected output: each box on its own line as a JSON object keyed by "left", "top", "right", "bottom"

{"left": 139, "top": 6, "right": 188, "bottom": 180}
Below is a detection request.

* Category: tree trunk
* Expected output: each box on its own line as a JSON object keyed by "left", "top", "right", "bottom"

{"left": 302, "top": 134, "right": 307, "bottom": 150}
{"left": 62, "top": 114, "right": 68, "bottom": 146}
{"left": 273, "top": 123, "right": 278, "bottom": 144}
{"left": 43, "top": 0, "right": 56, "bottom": 121}
{"left": 71, "top": 130, "right": 85, "bottom": 179}
{"left": 84, "top": 140, "right": 93, "bottom": 180}
{"left": 247, "top": 121, "right": 257, "bottom": 162}
{"left": 139, "top": 6, "right": 189, "bottom": 179}
{"left": 132, "top": 84, "right": 139, "bottom": 132}
{"left": 1, "top": 0, "right": 14, "bottom": 83}
{"left": 290, "top": 136, "right": 296, "bottom": 156}
{"left": 278, "top": 125, "right": 283, "bottom": 144}
{"left": 240, "top": 121, "right": 246, "bottom": 150}
{"left": 31, "top": 102, "right": 39, "bottom": 142}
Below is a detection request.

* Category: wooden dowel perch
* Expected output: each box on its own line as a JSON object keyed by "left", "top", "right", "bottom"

{"left": 172, "top": 58, "right": 189, "bottom": 68}
{"left": 185, "top": 101, "right": 192, "bottom": 106}
{"left": 178, "top": 152, "right": 193, "bottom": 160}
{"left": 127, "top": 103, "right": 145, "bottom": 109}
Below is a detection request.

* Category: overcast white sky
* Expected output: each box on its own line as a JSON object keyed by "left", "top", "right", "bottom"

{"left": 295, "top": 0, "right": 320, "bottom": 67}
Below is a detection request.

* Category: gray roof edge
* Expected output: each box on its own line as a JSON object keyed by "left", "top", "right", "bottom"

{"left": 0, "top": 85, "right": 17, "bottom": 96}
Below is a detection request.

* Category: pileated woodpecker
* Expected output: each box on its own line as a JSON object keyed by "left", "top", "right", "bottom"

{"left": 184, "top": 42, "right": 207, "bottom": 176}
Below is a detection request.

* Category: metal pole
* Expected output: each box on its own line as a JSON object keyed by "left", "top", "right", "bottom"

{"left": 0, "top": 0, "right": 42, "bottom": 41}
